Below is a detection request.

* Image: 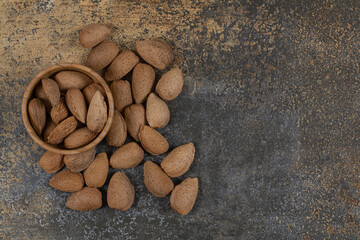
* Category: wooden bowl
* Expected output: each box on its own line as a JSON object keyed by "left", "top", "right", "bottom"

{"left": 21, "top": 63, "right": 114, "bottom": 155}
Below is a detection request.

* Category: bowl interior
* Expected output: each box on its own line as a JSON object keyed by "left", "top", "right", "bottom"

{"left": 22, "top": 63, "right": 114, "bottom": 155}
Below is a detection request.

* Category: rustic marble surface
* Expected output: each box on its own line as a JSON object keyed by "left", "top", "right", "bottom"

{"left": 1, "top": 0, "right": 360, "bottom": 239}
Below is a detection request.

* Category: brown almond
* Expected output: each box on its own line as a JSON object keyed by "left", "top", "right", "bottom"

{"left": 136, "top": 39, "right": 173, "bottom": 70}
{"left": 50, "top": 98, "right": 68, "bottom": 124}
{"left": 43, "top": 120, "right": 57, "bottom": 141}
{"left": 35, "top": 84, "right": 52, "bottom": 112}
{"left": 105, "top": 109, "right": 127, "bottom": 147}
{"left": 170, "top": 178, "right": 198, "bottom": 215}
{"left": 49, "top": 169, "right": 84, "bottom": 192}
{"left": 146, "top": 93, "right": 170, "bottom": 128}
{"left": 107, "top": 172, "right": 135, "bottom": 211}
{"left": 39, "top": 151, "right": 64, "bottom": 174}
{"left": 83, "top": 83, "right": 106, "bottom": 104}
{"left": 105, "top": 50, "right": 139, "bottom": 81}
{"left": 110, "top": 142, "right": 144, "bottom": 169}
{"left": 54, "top": 71, "right": 92, "bottom": 90}
{"left": 64, "top": 127, "right": 97, "bottom": 149}
{"left": 160, "top": 142, "right": 195, "bottom": 178}
{"left": 86, "top": 40, "right": 119, "bottom": 71}
{"left": 110, "top": 80, "right": 133, "bottom": 112}
{"left": 28, "top": 98, "right": 46, "bottom": 136}
{"left": 79, "top": 23, "right": 111, "bottom": 48}
{"left": 132, "top": 63, "right": 155, "bottom": 103}
{"left": 124, "top": 104, "right": 145, "bottom": 141}
{"left": 63, "top": 147, "right": 96, "bottom": 172}
{"left": 87, "top": 91, "right": 107, "bottom": 132}
{"left": 83, "top": 153, "right": 109, "bottom": 188}
{"left": 47, "top": 116, "right": 77, "bottom": 145}
{"left": 66, "top": 187, "right": 102, "bottom": 211}
{"left": 143, "top": 161, "right": 174, "bottom": 197}
{"left": 138, "top": 125, "right": 169, "bottom": 155}
{"left": 65, "top": 88, "right": 87, "bottom": 123}
{"left": 42, "top": 78, "right": 60, "bottom": 107}
{"left": 156, "top": 66, "right": 184, "bottom": 101}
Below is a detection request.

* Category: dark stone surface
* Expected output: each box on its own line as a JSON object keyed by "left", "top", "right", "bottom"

{"left": 1, "top": 0, "right": 360, "bottom": 239}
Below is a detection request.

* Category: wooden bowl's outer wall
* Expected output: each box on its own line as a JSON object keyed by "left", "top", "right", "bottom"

{"left": 22, "top": 63, "right": 114, "bottom": 155}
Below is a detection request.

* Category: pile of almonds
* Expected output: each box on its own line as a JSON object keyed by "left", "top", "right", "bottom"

{"left": 32, "top": 23, "right": 198, "bottom": 215}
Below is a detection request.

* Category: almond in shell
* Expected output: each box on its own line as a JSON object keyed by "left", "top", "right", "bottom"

{"left": 110, "top": 142, "right": 144, "bottom": 169}
{"left": 28, "top": 98, "right": 46, "bottom": 136}
{"left": 50, "top": 98, "right": 68, "bottom": 124}
{"left": 160, "top": 142, "right": 195, "bottom": 178}
{"left": 107, "top": 172, "right": 135, "bottom": 211}
{"left": 35, "top": 84, "right": 52, "bottom": 112}
{"left": 87, "top": 91, "right": 107, "bottom": 132}
{"left": 156, "top": 66, "right": 184, "bottom": 101}
{"left": 138, "top": 125, "right": 169, "bottom": 155}
{"left": 105, "top": 109, "right": 127, "bottom": 147}
{"left": 54, "top": 71, "right": 92, "bottom": 90}
{"left": 65, "top": 88, "right": 87, "bottom": 124}
{"left": 49, "top": 169, "right": 84, "bottom": 192}
{"left": 83, "top": 83, "right": 106, "bottom": 104}
{"left": 124, "top": 104, "right": 146, "bottom": 141}
{"left": 39, "top": 151, "right": 64, "bottom": 174}
{"left": 86, "top": 40, "right": 119, "bottom": 71}
{"left": 47, "top": 116, "right": 77, "bottom": 145}
{"left": 83, "top": 153, "right": 109, "bottom": 188}
{"left": 63, "top": 147, "right": 96, "bottom": 172}
{"left": 64, "top": 127, "right": 97, "bottom": 149}
{"left": 143, "top": 161, "right": 174, "bottom": 197}
{"left": 66, "top": 187, "right": 102, "bottom": 211}
{"left": 105, "top": 50, "right": 139, "bottom": 81}
{"left": 170, "top": 177, "right": 198, "bottom": 215}
{"left": 136, "top": 39, "right": 173, "bottom": 70}
{"left": 43, "top": 120, "right": 57, "bottom": 141}
{"left": 146, "top": 93, "right": 170, "bottom": 128}
{"left": 110, "top": 80, "right": 133, "bottom": 112}
{"left": 41, "top": 78, "right": 60, "bottom": 107}
{"left": 132, "top": 63, "right": 155, "bottom": 103}
{"left": 79, "top": 23, "right": 111, "bottom": 49}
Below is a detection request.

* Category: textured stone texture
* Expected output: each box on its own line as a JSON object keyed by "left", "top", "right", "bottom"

{"left": 1, "top": 0, "right": 360, "bottom": 239}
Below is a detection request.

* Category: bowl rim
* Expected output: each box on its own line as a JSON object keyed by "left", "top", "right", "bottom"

{"left": 21, "top": 63, "right": 114, "bottom": 155}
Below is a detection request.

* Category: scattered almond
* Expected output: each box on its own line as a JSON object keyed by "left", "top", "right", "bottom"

{"left": 170, "top": 178, "right": 198, "bottom": 215}
{"left": 79, "top": 23, "right": 111, "bottom": 49}
{"left": 87, "top": 91, "right": 107, "bottom": 132}
{"left": 47, "top": 116, "right": 77, "bottom": 145}
{"left": 143, "top": 161, "right": 174, "bottom": 197}
{"left": 42, "top": 78, "right": 60, "bottom": 107}
{"left": 39, "top": 151, "right": 64, "bottom": 174}
{"left": 28, "top": 98, "right": 46, "bottom": 136}
{"left": 156, "top": 66, "right": 184, "bottom": 101}
{"left": 83, "top": 83, "right": 106, "bottom": 104}
{"left": 49, "top": 169, "right": 84, "bottom": 192}
{"left": 132, "top": 63, "right": 155, "bottom": 103}
{"left": 64, "top": 127, "right": 97, "bottom": 149}
{"left": 110, "top": 142, "right": 144, "bottom": 169}
{"left": 50, "top": 98, "right": 68, "bottom": 124}
{"left": 160, "top": 142, "right": 195, "bottom": 178}
{"left": 110, "top": 80, "right": 133, "bottom": 112}
{"left": 107, "top": 172, "right": 135, "bottom": 211}
{"left": 146, "top": 93, "right": 170, "bottom": 128}
{"left": 138, "top": 125, "right": 169, "bottom": 155}
{"left": 65, "top": 88, "right": 87, "bottom": 123}
{"left": 84, "top": 153, "right": 109, "bottom": 188}
{"left": 124, "top": 104, "right": 146, "bottom": 141}
{"left": 54, "top": 71, "right": 92, "bottom": 90}
{"left": 86, "top": 40, "right": 119, "bottom": 71}
{"left": 105, "top": 109, "right": 127, "bottom": 147}
{"left": 105, "top": 50, "right": 139, "bottom": 81}
{"left": 66, "top": 187, "right": 102, "bottom": 211}
{"left": 63, "top": 147, "right": 96, "bottom": 172}
{"left": 136, "top": 39, "right": 173, "bottom": 70}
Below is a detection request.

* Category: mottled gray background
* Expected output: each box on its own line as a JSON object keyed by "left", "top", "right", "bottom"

{"left": 1, "top": 0, "right": 360, "bottom": 239}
